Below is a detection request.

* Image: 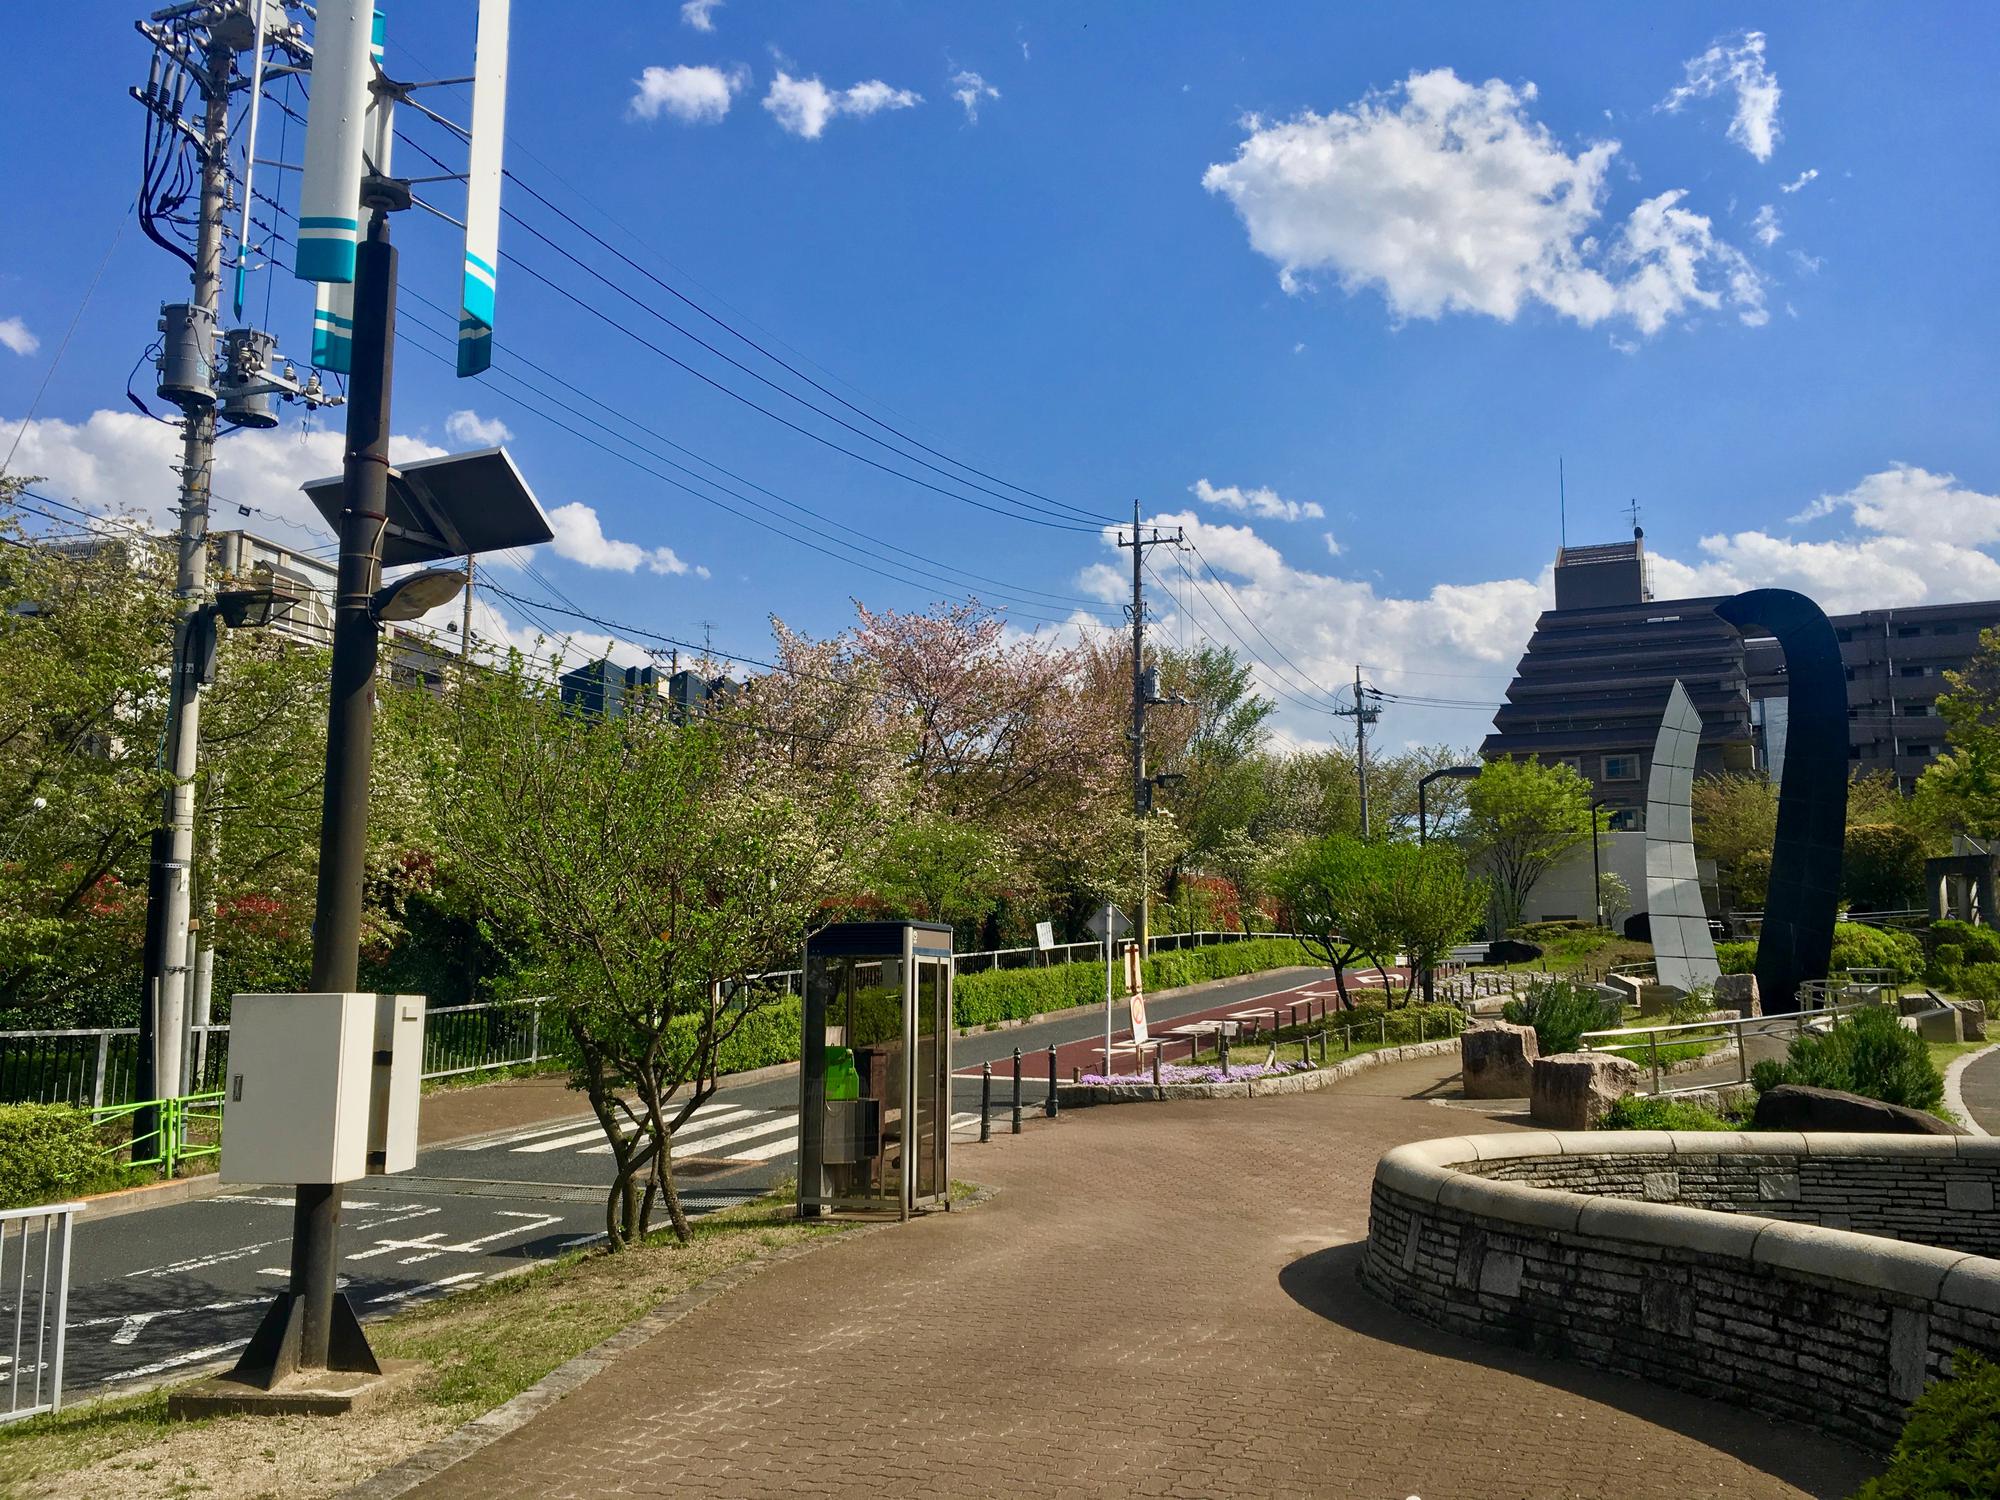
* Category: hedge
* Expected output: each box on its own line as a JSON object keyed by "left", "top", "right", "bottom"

{"left": 0, "top": 1103, "right": 121, "bottom": 1210}
{"left": 1714, "top": 924, "right": 1924, "bottom": 984}
{"left": 955, "top": 937, "right": 1315, "bottom": 1028}
{"left": 1852, "top": 1349, "right": 2000, "bottom": 1500}
{"left": 1750, "top": 1004, "right": 1945, "bottom": 1113}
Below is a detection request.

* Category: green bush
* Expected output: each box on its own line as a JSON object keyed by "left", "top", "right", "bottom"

{"left": 1852, "top": 1349, "right": 2000, "bottom": 1500}
{"left": 0, "top": 1104, "right": 120, "bottom": 1209}
{"left": 1716, "top": 940, "right": 1758, "bottom": 975}
{"left": 1752, "top": 1004, "right": 1945, "bottom": 1112}
{"left": 1955, "top": 964, "right": 2000, "bottom": 1005}
{"left": 1502, "top": 980, "right": 1622, "bottom": 1056}
{"left": 1933, "top": 919, "right": 2000, "bottom": 967}
{"left": 1932, "top": 943, "right": 1966, "bottom": 977}
{"left": 1600, "top": 1094, "right": 1741, "bottom": 1131}
{"left": 1831, "top": 922, "right": 1925, "bottom": 982}
{"left": 954, "top": 937, "right": 1314, "bottom": 1029}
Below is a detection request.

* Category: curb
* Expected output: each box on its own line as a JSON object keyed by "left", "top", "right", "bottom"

{"left": 1943, "top": 1038, "right": 2000, "bottom": 1137}
{"left": 337, "top": 1187, "right": 995, "bottom": 1500}
{"left": 1056, "top": 1036, "right": 1462, "bottom": 1107}
{"left": 72, "top": 1170, "right": 227, "bottom": 1221}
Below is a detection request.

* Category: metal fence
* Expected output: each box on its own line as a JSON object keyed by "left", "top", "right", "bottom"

{"left": 0, "top": 1201, "right": 78, "bottom": 1424}
{"left": 0, "top": 930, "right": 1300, "bottom": 1107}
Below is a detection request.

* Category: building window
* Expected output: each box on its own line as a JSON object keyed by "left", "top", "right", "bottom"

{"left": 1905, "top": 744, "right": 1932, "bottom": 757}
{"left": 1847, "top": 708, "right": 1860, "bottom": 720}
{"left": 1844, "top": 666, "right": 1858, "bottom": 681}
{"left": 1607, "top": 807, "right": 1641, "bottom": 832}
{"left": 1900, "top": 664, "right": 1928, "bottom": 677}
{"left": 1850, "top": 744, "right": 1863, "bottom": 759}
{"left": 1907, "top": 702, "right": 1932, "bottom": 717}
{"left": 1898, "top": 625, "right": 1923, "bottom": 638}
{"left": 1835, "top": 628, "right": 1854, "bottom": 642}
{"left": 1552, "top": 756, "right": 1582, "bottom": 774}
{"left": 1601, "top": 754, "right": 1640, "bottom": 781}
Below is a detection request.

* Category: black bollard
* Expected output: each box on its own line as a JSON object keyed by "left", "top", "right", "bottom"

{"left": 980, "top": 1061, "right": 992, "bottom": 1143}
{"left": 1011, "top": 1047, "right": 1022, "bottom": 1135}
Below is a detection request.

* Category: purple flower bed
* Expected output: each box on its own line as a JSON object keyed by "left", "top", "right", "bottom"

{"left": 1077, "top": 1060, "right": 1314, "bottom": 1086}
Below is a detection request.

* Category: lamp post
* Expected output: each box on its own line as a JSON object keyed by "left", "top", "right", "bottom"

{"left": 1417, "top": 764, "right": 1482, "bottom": 846}
{"left": 1590, "top": 797, "right": 1610, "bottom": 929}
{"left": 1416, "top": 764, "right": 1482, "bottom": 1003}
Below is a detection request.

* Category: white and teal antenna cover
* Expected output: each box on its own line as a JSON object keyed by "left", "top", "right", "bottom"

{"left": 457, "top": 0, "right": 510, "bottom": 376}
{"left": 295, "top": 1, "right": 374, "bottom": 284}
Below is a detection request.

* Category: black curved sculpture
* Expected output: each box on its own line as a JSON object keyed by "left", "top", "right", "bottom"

{"left": 1713, "top": 588, "right": 1847, "bottom": 1013}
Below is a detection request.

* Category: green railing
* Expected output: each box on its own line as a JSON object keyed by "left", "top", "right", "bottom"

{"left": 91, "top": 1091, "right": 226, "bottom": 1177}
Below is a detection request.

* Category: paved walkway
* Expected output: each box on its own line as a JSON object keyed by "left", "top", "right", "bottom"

{"left": 1961, "top": 1044, "right": 2000, "bottom": 1133}
{"left": 407, "top": 1054, "right": 1875, "bottom": 1499}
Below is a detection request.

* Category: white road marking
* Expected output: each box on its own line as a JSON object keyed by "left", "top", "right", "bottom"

{"left": 103, "top": 1339, "right": 247, "bottom": 1383}
{"left": 723, "top": 1131, "right": 802, "bottom": 1163}
{"left": 514, "top": 1124, "right": 629, "bottom": 1154}
{"left": 346, "top": 1232, "right": 447, "bottom": 1263}
{"left": 451, "top": 1118, "right": 595, "bottom": 1151}
{"left": 215, "top": 1195, "right": 392, "bottom": 1208}
{"left": 366, "top": 1271, "right": 483, "bottom": 1306}
{"left": 588, "top": 1113, "right": 795, "bottom": 1159}
{"left": 110, "top": 1314, "right": 158, "bottom": 1346}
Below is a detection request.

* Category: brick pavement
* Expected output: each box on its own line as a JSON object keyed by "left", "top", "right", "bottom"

{"left": 406, "top": 1053, "right": 1877, "bottom": 1499}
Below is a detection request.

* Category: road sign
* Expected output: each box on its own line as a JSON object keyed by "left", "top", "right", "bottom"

{"left": 1086, "top": 904, "right": 1131, "bottom": 942}
{"left": 1034, "top": 921, "right": 1055, "bottom": 951}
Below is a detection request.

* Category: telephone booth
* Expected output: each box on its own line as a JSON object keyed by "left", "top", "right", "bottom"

{"left": 797, "top": 921, "right": 953, "bottom": 1220}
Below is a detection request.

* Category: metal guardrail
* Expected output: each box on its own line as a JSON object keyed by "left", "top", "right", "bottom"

{"left": 0, "top": 930, "right": 1304, "bottom": 1106}
{"left": 0, "top": 1200, "right": 79, "bottom": 1424}
{"left": 1580, "top": 998, "right": 1872, "bottom": 1097}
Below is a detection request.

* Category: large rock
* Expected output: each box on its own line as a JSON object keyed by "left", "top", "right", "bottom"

{"left": 1713, "top": 973, "right": 1761, "bottom": 1018}
{"left": 1461, "top": 1020, "right": 1539, "bottom": 1099}
{"left": 1952, "top": 998, "right": 1988, "bottom": 1042}
{"left": 1751, "top": 1084, "right": 1965, "bottom": 1136}
{"left": 1530, "top": 1052, "right": 1641, "bottom": 1130}
{"left": 1602, "top": 974, "right": 1644, "bottom": 1012}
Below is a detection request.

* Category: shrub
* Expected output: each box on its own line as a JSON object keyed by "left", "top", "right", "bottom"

{"left": 1502, "top": 980, "right": 1622, "bottom": 1056}
{"left": 1716, "top": 940, "right": 1758, "bottom": 975}
{"left": 0, "top": 1104, "right": 120, "bottom": 1209}
{"left": 1955, "top": 963, "right": 2000, "bottom": 1005}
{"left": 1934, "top": 919, "right": 2000, "bottom": 967}
{"left": 1842, "top": 823, "right": 1928, "bottom": 912}
{"left": 1932, "top": 942, "right": 1966, "bottom": 977}
{"left": 1852, "top": 1348, "right": 2000, "bottom": 1500}
{"left": 954, "top": 937, "right": 1314, "bottom": 1029}
{"left": 1830, "top": 922, "right": 1925, "bottom": 983}
{"left": 1752, "top": 1004, "right": 1945, "bottom": 1112}
{"left": 1600, "top": 1094, "right": 1741, "bottom": 1131}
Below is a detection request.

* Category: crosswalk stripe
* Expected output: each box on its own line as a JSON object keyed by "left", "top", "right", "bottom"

{"left": 510, "top": 1103, "right": 759, "bottom": 1155}
{"left": 456, "top": 1118, "right": 595, "bottom": 1152}
{"left": 726, "top": 1131, "right": 803, "bottom": 1162}
{"left": 515, "top": 1125, "right": 623, "bottom": 1154}
{"left": 583, "top": 1112, "right": 796, "bottom": 1159}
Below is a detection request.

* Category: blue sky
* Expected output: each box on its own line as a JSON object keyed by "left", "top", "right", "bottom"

{"left": 3, "top": 2, "right": 1997, "bottom": 748}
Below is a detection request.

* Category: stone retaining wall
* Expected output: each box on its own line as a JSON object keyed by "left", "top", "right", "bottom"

{"left": 1361, "top": 1132, "right": 2000, "bottom": 1450}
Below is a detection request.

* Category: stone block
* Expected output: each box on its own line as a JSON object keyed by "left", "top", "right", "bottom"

{"left": 1478, "top": 1249, "right": 1524, "bottom": 1297}
{"left": 1603, "top": 973, "right": 1644, "bottom": 1011}
{"left": 1461, "top": 1019, "right": 1540, "bottom": 1099}
{"left": 1950, "top": 998, "right": 1988, "bottom": 1041}
{"left": 1914, "top": 1006, "right": 1965, "bottom": 1043}
{"left": 1642, "top": 1171, "right": 1680, "bottom": 1202}
{"left": 1530, "top": 1052, "right": 1641, "bottom": 1130}
{"left": 1751, "top": 1084, "right": 1967, "bottom": 1136}
{"left": 1713, "top": 973, "right": 1761, "bottom": 1017}
{"left": 1638, "top": 982, "right": 1687, "bottom": 1018}
{"left": 1946, "top": 1180, "right": 1995, "bottom": 1213}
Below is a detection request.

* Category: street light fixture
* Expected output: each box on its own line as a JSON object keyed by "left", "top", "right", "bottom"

{"left": 371, "top": 566, "right": 467, "bottom": 623}
{"left": 1418, "top": 764, "right": 1482, "bottom": 846}
{"left": 1590, "top": 797, "right": 1611, "bottom": 929}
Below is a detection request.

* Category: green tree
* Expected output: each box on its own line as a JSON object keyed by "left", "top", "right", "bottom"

{"left": 869, "top": 813, "right": 1012, "bottom": 942}
{"left": 1267, "top": 834, "right": 1386, "bottom": 1010}
{"left": 1692, "top": 772, "right": 1778, "bottom": 913}
{"left": 1154, "top": 644, "right": 1273, "bottom": 874}
{"left": 423, "top": 657, "right": 854, "bottom": 1248}
{"left": 1597, "top": 871, "right": 1633, "bottom": 929}
{"left": 1918, "top": 626, "right": 2000, "bottom": 837}
{"left": 1842, "top": 822, "right": 1927, "bottom": 912}
{"left": 1464, "top": 757, "right": 1597, "bottom": 935}
{"left": 0, "top": 486, "right": 176, "bottom": 1025}
{"left": 1351, "top": 841, "right": 1487, "bottom": 1004}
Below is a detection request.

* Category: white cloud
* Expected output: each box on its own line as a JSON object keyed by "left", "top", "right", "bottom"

{"left": 443, "top": 409, "right": 513, "bottom": 446}
{"left": 3, "top": 408, "right": 445, "bottom": 539}
{"left": 629, "top": 63, "right": 747, "bottom": 125}
{"left": 1190, "top": 477, "right": 1324, "bottom": 523}
{"left": 1323, "top": 532, "right": 1342, "bottom": 557}
{"left": 679, "top": 0, "right": 722, "bottom": 32}
{"left": 1751, "top": 204, "right": 1781, "bottom": 247}
{"left": 950, "top": 70, "right": 999, "bottom": 124}
{"left": 0, "top": 318, "right": 37, "bottom": 357}
{"left": 1203, "top": 69, "right": 1763, "bottom": 337}
{"left": 1780, "top": 167, "right": 1819, "bottom": 194}
{"left": 1659, "top": 30, "right": 1782, "bottom": 162}
{"left": 546, "top": 501, "right": 707, "bottom": 578}
{"left": 763, "top": 69, "right": 921, "bottom": 139}
{"left": 1087, "top": 462, "right": 2000, "bottom": 747}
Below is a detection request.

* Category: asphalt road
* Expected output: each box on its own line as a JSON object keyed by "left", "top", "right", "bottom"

{"left": 60, "top": 964, "right": 1335, "bottom": 1392}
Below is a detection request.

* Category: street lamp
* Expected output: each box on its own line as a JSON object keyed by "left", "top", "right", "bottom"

{"left": 1418, "top": 764, "right": 1482, "bottom": 846}
{"left": 1590, "top": 797, "right": 1611, "bottom": 929}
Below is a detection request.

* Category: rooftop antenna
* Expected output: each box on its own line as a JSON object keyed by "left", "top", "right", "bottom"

{"left": 1559, "top": 455, "right": 1567, "bottom": 551}
{"left": 1626, "top": 496, "right": 1643, "bottom": 538}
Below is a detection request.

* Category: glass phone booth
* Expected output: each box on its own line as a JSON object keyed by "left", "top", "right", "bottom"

{"left": 797, "top": 921, "right": 954, "bottom": 1220}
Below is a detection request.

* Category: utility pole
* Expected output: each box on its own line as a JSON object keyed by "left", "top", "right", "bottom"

{"left": 135, "top": 3, "right": 325, "bottom": 1115}
{"left": 1335, "top": 667, "right": 1381, "bottom": 838}
{"left": 460, "top": 552, "right": 475, "bottom": 660}
{"left": 1117, "top": 502, "right": 1186, "bottom": 956}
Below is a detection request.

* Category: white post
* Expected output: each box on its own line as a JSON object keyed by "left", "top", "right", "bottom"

{"left": 1103, "top": 931, "right": 1114, "bottom": 1079}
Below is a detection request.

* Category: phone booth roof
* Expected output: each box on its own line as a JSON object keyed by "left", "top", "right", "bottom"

{"left": 806, "top": 920, "right": 954, "bottom": 958}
